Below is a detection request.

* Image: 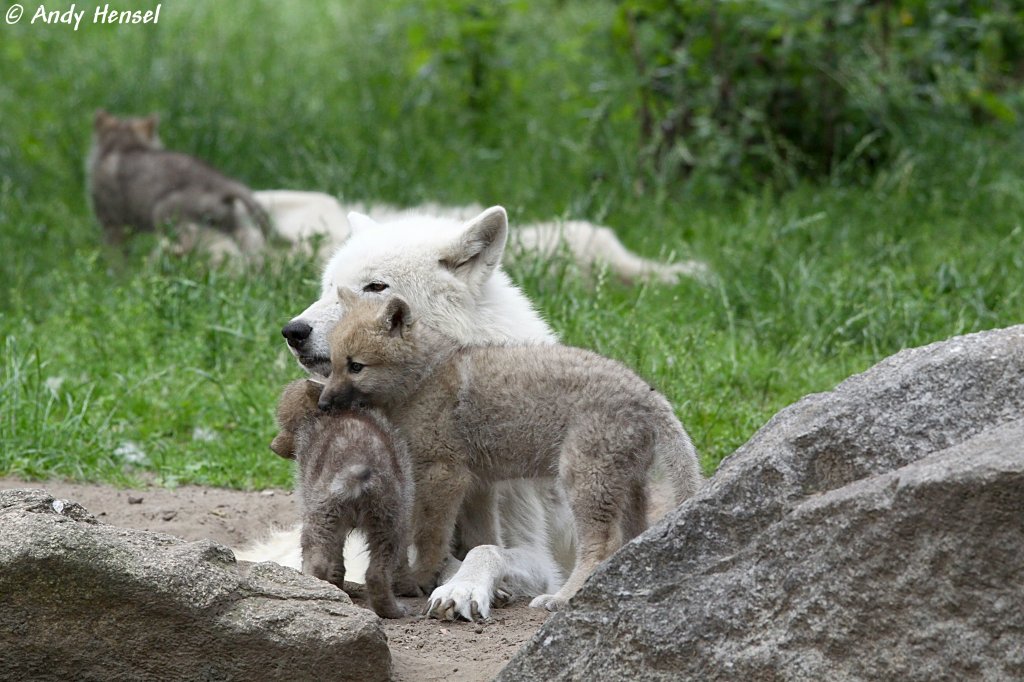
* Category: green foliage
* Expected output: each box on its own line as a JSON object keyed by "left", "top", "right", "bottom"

{"left": 1, "top": 0, "right": 1023, "bottom": 487}
{"left": 614, "top": 0, "right": 1024, "bottom": 186}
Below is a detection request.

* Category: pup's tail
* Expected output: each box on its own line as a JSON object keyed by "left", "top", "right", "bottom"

{"left": 653, "top": 411, "right": 703, "bottom": 505}
{"left": 329, "top": 464, "right": 374, "bottom": 502}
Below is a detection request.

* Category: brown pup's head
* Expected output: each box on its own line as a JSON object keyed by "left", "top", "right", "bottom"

{"left": 318, "top": 288, "right": 415, "bottom": 413}
{"left": 93, "top": 109, "right": 162, "bottom": 153}
{"left": 270, "top": 378, "right": 324, "bottom": 459}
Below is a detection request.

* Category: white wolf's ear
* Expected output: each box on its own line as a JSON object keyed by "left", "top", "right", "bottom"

{"left": 378, "top": 296, "right": 411, "bottom": 339}
{"left": 336, "top": 286, "right": 361, "bottom": 310}
{"left": 348, "top": 212, "right": 378, "bottom": 236}
{"left": 440, "top": 206, "right": 508, "bottom": 290}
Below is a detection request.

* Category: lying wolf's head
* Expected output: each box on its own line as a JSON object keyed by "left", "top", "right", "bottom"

{"left": 91, "top": 109, "right": 162, "bottom": 155}
{"left": 282, "top": 206, "right": 555, "bottom": 378}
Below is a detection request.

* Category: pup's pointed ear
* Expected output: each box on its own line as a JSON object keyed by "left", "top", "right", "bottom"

{"left": 378, "top": 296, "right": 411, "bottom": 338}
{"left": 348, "top": 212, "right": 378, "bottom": 236}
{"left": 440, "top": 206, "right": 508, "bottom": 290}
{"left": 336, "top": 286, "right": 361, "bottom": 310}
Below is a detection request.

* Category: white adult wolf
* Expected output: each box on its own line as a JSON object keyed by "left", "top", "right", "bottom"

{"left": 239, "top": 205, "right": 700, "bottom": 620}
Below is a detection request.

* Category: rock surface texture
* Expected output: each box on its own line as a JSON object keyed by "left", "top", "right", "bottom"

{"left": 0, "top": 488, "right": 391, "bottom": 681}
{"left": 499, "top": 325, "right": 1024, "bottom": 681}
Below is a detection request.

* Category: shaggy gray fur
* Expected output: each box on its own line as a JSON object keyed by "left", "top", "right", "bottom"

{"left": 273, "top": 379, "right": 414, "bottom": 618}
{"left": 87, "top": 109, "right": 272, "bottom": 257}
{"left": 319, "top": 290, "right": 702, "bottom": 610}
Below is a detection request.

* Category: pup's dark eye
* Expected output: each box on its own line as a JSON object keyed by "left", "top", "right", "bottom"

{"left": 363, "top": 281, "right": 389, "bottom": 293}
{"left": 347, "top": 360, "right": 365, "bottom": 374}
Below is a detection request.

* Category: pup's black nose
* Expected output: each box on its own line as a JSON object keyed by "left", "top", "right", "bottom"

{"left": 281, "top": 320, "right": 312, "bottom": 348}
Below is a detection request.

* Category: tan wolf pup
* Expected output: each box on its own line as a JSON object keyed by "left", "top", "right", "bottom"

{"left": 318, "top": 289, "right": 702, "bottom": 611}
{"left": 272, "top": 378, "right": 413, "bottom": 618}
{"left": 87, "top": 109, "right": 273, "bottom": 260}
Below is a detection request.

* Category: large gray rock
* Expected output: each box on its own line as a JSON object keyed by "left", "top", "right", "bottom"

{"left": 500, "top": 325, "right": 1024, "bottom": 681}
{"left": 0, "top": 488, "right": 390, "bottom": 681}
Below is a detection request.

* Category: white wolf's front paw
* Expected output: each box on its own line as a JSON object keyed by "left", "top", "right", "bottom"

{"left": 529, "top": 593, "right": 569, "bottom": 612}
{"left": 425, "top": 580, "right": 493, "bottom": 622}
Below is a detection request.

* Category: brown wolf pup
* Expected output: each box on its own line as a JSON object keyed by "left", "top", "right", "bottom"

{"left": 318, "top": 289, "right": 702, "bottom": 611}
{"left": 271, "top": 378, "right": 413, "bottom": 618}
{"left": 87, "top": 109, "right": 273, "bottom": 261}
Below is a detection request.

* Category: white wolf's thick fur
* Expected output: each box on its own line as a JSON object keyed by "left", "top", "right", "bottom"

{"left": 254, "top": 190, "right": 710, "bottom": 285}
{"left": 240, "top": 200, "right": 698, "bottom": 619}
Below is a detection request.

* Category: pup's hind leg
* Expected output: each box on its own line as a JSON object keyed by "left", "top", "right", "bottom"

{"left": 300, "top": 511, "right": 350, "bottom": 588}
{"left": 363, "top": 526, "right": 408, "bottom": 619}
{"left": 621, "top": 480, "right": 648, "bottom": 543}
{"left": 529, "top": 447, "right": 632, "bottom": 612}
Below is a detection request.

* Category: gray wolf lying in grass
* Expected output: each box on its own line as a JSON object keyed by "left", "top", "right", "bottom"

{"left": 87, "top": 110, "right": 273, "bottom": 261}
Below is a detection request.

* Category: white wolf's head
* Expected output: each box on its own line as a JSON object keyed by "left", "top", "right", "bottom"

{"left": 282, "top": 206, "right": 557, "bottom": 376}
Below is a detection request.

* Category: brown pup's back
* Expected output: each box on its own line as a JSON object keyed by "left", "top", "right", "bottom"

{"left": 272, "top": 379, "right": 414, "bottom": 618}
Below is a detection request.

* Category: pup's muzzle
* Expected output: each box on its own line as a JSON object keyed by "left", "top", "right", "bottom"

{"left": 318, "top": 384, "right": 361, "bottom": 412}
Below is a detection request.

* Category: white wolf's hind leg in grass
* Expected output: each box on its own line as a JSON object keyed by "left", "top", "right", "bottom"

{"left": 513, "top": 220, "right": 711, "bottom": 285}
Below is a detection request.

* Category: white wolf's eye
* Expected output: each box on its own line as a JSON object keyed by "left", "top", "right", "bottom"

{"left": 347, "top": 360, "right": 365, "bottom": 374}
{"left": 363, "top": 281, "right": 389, "bottom": 293}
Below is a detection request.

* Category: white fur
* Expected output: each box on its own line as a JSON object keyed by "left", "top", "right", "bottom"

{"left": 240, "top": 201, "right": 699, "bottom": 619}
{"left": 253, "top": 190, "right": 710, "bottom": 285}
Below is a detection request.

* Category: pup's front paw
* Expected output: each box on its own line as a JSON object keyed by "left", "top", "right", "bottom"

{"left": 413, "top": 569, "right": 441, "bottom": 595}
{"left": 392, "top": 573, "right": 424, "bottom": 598}
{"left": 425, "top": 580, "right": 493, "bottom": 622}
{"left": 529, "top": 593, "right": 569, "bottom": 612}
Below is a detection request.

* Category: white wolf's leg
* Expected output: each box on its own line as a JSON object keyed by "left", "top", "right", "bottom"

{"left": 513, "top": 221, "right": 710, "bottom": 284}
{"left": 426, "top": 480, "right": 562, "bottom": 621}
{"left": 454, "top": 481, "right": 501, "bottom": 555}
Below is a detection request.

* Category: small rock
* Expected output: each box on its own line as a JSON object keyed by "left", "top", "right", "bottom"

{"left": 161, "top": 510, "right": 177, "bottom": 522}
{"left": 127, "top": 495, "right": 143, "bottom": 505}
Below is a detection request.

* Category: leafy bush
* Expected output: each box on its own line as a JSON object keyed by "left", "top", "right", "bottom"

{"left": 614, "top": 0, "right": 1024, "bottom": 186}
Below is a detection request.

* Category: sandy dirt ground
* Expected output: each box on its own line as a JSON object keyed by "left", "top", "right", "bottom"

{"left": 0, "top": 477, "right": 550, "bottom": 681}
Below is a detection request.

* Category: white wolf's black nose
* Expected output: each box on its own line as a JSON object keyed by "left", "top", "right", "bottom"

{"left": 281, "top": 320, "right": 312, "bottom": 348}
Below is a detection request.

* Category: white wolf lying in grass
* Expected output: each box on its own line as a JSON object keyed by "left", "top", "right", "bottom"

{"left": 254, "top": 190, "right": 709, "bottom": 285}
{"left": 238, "top": 205, "right": 703, "bottom": 620}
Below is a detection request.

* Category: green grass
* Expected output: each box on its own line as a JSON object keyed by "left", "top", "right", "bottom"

{"left": 2, "top": 1, "right": 1023, "bottom": 488}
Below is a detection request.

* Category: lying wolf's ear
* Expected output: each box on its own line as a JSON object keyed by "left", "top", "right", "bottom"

{"left": 140, "top": 114, "right": 159, "bottom": 139}
{"left": 440, "top": 206, "right": 508, "bottom": 290}
{"left": 378, "top": 296, "right": 411, "bottom": 338}
{"left": 348, "top": 212, "right": 378, "bottom": 236}
{"left": 94, "top": 109, "right": 114, "bottom": 130}
{"left": 336, "top": 286, "right": 361, "bottom": 310}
